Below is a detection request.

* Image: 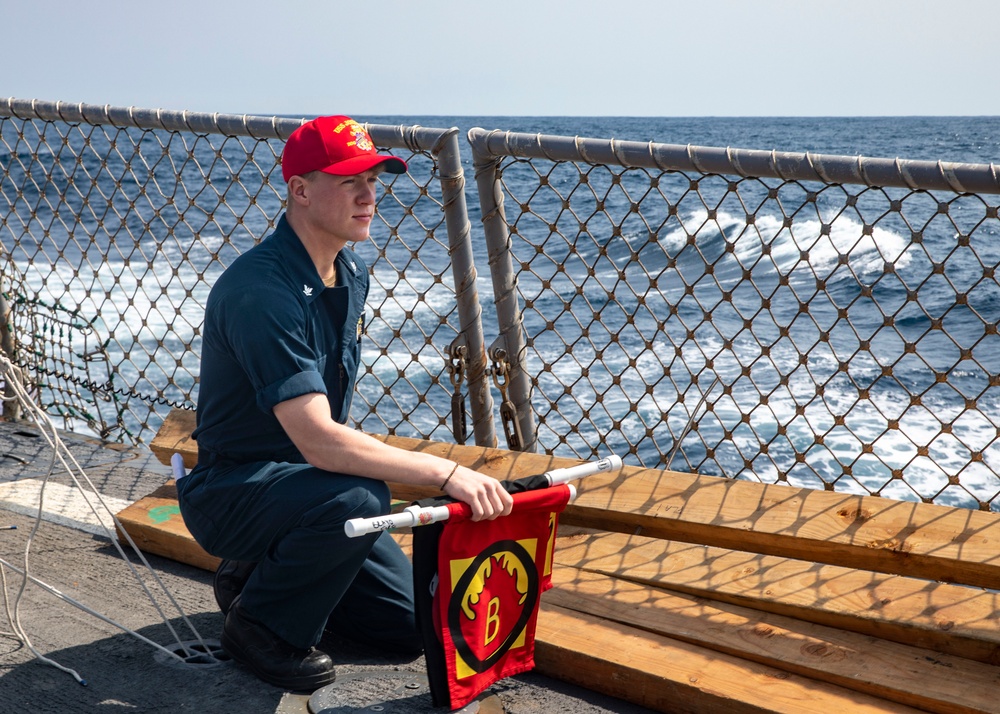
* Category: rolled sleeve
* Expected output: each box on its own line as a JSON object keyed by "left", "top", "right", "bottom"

{"left": 258, "top": 370, "right": 327, "bottom": 412}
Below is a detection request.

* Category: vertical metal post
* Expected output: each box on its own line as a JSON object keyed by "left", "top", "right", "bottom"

{"left": 434, "top": 129, "right": 498, "bottom": 448}
{"left": 468, "top": 131, "right": 538, "bottom": 452}
{"left": 0, "top": 290, "right": 22, "bottom": 421}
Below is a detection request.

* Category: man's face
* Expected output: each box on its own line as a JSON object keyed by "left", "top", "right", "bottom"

{"left": 298, "top": 166, "right": 384, "bottom": 247}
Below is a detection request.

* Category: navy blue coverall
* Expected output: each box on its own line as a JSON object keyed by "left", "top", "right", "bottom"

{"left": 177, "top": 215, "right": 419, "bottom": 652}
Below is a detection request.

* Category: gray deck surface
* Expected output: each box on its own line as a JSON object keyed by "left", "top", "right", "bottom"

{"left": 0, "top": 421, "right": 655, "bottom": 713}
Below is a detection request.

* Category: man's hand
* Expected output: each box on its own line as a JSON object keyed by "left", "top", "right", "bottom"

{"left": 442, "top": 465, "right": 514, "bottom": 521}
{"left": 274, "top": 393, "right": 514, "bottom": 521}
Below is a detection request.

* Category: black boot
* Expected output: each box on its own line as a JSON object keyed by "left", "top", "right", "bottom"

{"left": 221, "top": 599, "right": 336, "bottom": 692}
{"left": 213, "top": 559, "right": 257, "bottom": 615}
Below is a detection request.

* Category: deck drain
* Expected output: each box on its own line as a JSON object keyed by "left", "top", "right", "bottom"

{"left": 309, "top": 669, "right": 497, "bottom": 713}
{"left": 154, "top": 639, "right": 230, "bottom": 669}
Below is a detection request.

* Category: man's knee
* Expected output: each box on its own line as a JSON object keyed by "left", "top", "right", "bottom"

{"left": 304, "top": 479, "right": 390, "bottom": 529}
{"left": 349, "top": 479, "right": 390, "bottom": 518}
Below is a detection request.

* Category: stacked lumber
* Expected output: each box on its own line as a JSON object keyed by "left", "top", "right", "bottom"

{"left": 117, "top": 408, "right": 1000, "bottom": 713}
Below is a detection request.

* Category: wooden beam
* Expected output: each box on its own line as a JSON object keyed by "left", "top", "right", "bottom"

{"left": 534, "top": 604, "right": 925, "bottom": 714}
{"left": 546, "top": 564, "right": 1000, "bottom": 714}
{"left": 318, "top": 434, "right": 1000, "bottom": 590}
{"left": 557, "top": 530, "right": 1000, "bottom": 665}
{"left": 149, "top": 407, "right": 1000, "bottom": 590}
{"left": 149, "top": 408, "right": 199, "bottom": 470}
{"left": 562, "top": 467, "right": 1000, "bottom": 591}
{"left": 114, "top": 483, "right": 1000, "bottom": 669}
{"left": 114, "top": 480, "right": 220, "bottom": 572}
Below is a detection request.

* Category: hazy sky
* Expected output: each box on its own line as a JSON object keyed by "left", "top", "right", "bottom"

{"left": 5, "top": 0, "right": 997, "bottom": 118}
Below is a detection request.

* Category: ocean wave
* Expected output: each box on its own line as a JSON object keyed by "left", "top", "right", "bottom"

{"left": 559, "top": 207, "right": 917, "bottom": 301}
{"left": 668, "top": 208, "right": 912, "bottom": 282}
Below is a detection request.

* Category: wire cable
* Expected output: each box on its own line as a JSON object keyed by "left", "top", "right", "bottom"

{"left": 0, "top": 353, "right": 223, "bottom": 683}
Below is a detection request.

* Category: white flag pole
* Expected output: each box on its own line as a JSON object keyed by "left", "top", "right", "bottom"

{"left": 345, "top": 453, "right": 623, "bottom": 538}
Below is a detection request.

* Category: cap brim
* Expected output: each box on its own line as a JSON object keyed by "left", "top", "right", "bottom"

{"left": 319, "top": 154, "right": 408, "bottom": 176}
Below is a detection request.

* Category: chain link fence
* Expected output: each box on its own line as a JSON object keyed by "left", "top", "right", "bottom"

{"left": 469, "top": 130, "right": 1000, "bottom": 511}
{"left": 2, "top": 97, "right": 1000, "bottom": 511}
{"left": 0, "top": 99, "right": 493, "bottom": 447}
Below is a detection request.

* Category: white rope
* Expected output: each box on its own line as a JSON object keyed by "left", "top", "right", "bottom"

{"left": 0, "top": 353, "right": 223, "bottom": 683}
{"left": 0, "top": 556, "right": 188, "bottom": 663}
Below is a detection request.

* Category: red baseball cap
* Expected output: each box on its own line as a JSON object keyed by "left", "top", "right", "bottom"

{"left": 281, "top": 115, "right": 408, "bottom": 182}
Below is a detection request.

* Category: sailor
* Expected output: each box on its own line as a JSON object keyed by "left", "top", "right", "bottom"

{"left": 176, "top": 115, "right": 513, "bottom": 691}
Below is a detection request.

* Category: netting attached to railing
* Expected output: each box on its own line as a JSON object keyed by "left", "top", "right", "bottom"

{"left": 3, "top": 97, "right": 1000, "bottom": 512}
{"left": 0, "top": 99, "right": 487, "bottom": 447}
{"left": 469, "top": 129, "right": 1000, "bottom": 511}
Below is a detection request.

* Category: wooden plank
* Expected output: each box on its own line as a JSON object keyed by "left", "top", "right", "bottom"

{"left": 149, "top": 408, "right": 199, "bottom": 470}
{"left": 114, "top": 480, "right": 220, "bottom": 571}
{"left": 115, "top": 481, "right": 1000, "bottom": 671}
{"left": 534, "top": 604, "right": 925, "bottom": 714}
{"left": 149, "top": 407, "right": 574, "bottom": 478}
{"left": 545, "top": 564, "right": 1000, "bottom": 714}
{"left": 564, "top": 467, "right": 1000, "bottom": 591}
{"left": 557, "top": 530, "right": 1000, "bottom": 665}
{"left": 355, "top": 435, "right": 1000, "bottom": 590}
{"left": 148, "top": 407, "right": 1000, "bottom": 589}
{"left": 117, "top": 486, "right": 998, "bottom": 712}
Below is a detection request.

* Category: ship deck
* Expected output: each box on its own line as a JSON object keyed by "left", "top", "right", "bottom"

{"left": 0, "top": 420, "right": 651, "bottom": 714}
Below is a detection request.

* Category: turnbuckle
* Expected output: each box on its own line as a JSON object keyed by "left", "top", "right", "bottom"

{"left": 490, "top": 346, "right": 524, "bottom": 452}
{"left": 446, "top": 338, "right": 468, "bottom": 445}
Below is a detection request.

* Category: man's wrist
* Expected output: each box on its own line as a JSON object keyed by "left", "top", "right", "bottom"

{"left": 441, "top": 462, "right": 459, "bottom": 490}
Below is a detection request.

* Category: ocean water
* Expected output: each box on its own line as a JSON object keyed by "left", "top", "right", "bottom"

{"left": 365, "top": 116, "right": 1000, "bottom": 507}
{"left": 3, "top": 114, "right": 1000, "bottom": 507}
{"left": 369, "top": 115, "right": 1000, "bottom": 164}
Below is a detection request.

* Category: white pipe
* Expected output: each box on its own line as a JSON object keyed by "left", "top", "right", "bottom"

{"left": 345, "top": 503, "right": 452, "bottom": 538}
{"left": 343, "top": 454, "right": 620, "bottom": 538}
{"left": 171, "top": 453, "right": 186, "bottom": 481}
{"left": 345, "top": 484, "right": 580, "bottom": 538}
{"left": 541, "top": 454, "right": 622, "bottom": 485}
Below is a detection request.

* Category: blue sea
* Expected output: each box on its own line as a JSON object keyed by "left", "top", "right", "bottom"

{"left": 364, "top": 116, "right": 1000, "bottom": 507}
{"left": 368, "top": 115, "right": 1000, "bottom": 165}
{"left": 3, "top": 113, "right": 1000, "bottom": 507}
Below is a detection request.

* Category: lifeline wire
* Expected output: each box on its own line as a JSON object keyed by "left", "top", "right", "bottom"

{"left": 0, "top": 354, "right": 222, "bottom": 684}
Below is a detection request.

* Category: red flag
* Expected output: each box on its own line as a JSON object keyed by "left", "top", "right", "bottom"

{"left": 429, "top": 484, "right": 571, "bottom": 709}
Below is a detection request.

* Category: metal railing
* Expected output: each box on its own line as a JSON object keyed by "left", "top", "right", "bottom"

{"left": 2, "top": 96, "right": 1000, "bottom": 511}
{"left": 0, "top": 98, "right": 494, "bottom": 446}
{"left": 468, "top": 129, "right": 1000, "bottom": 510}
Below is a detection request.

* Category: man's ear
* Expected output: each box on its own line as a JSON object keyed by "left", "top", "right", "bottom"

{"left": 286, "top": 175, "right": 309, "bottom": 206}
